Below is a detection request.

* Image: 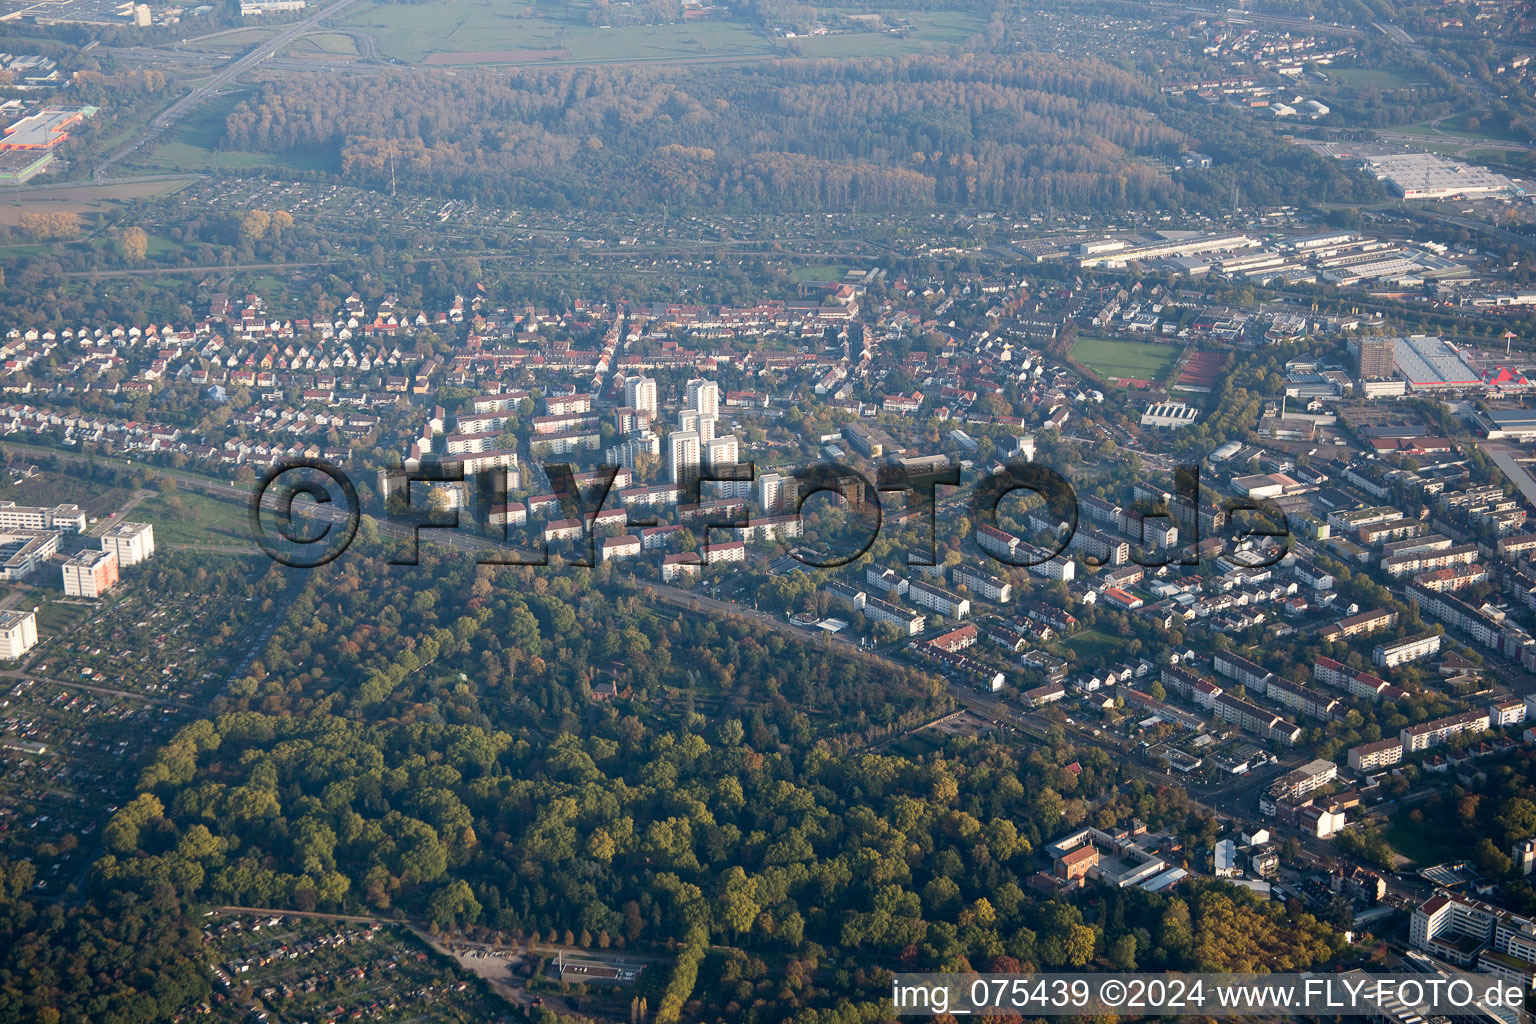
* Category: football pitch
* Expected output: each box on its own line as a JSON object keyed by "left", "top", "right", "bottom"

{"left": 1069, "top": 336, "right": 1180, "bottom": 383}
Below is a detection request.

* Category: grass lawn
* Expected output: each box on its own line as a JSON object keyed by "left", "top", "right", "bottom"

{"left": 0, "top": 471, "right": 132, "bottom": 519}
{"left": 184, "top": 27, "right": 280, "bottom": 51}
{"left": 1393, "top": 119, "right": 1527, "bottom": 145}
{"left": 145, "top": 234, "right": 181, "bottom": 257}
{"left": 128, "top": 94, "right": 336, "bottom": 175}
{"left": 1324, "top": 66, "right": 1428, "bottom": 90}
{"left": 1383, "top": 811, "right": 1461, "bottom": 868}
{"left": 285, "top": 31, "right": 361, "bottom": 57}
{"left": 341, "top": 0, "right": 777, "bottom": 64}
{"left": 134, "top": 489, "right": 252, "bottom": 547}
{"left": 790, "top": 264, "right": 848, "bottom": 283}
{"left": 785, "top": 12, "right": 985, "bottom": 57}
{"left": 1069, "top": 336, "right": 1180, "bottom": 383}
{"left": 34, "top": 595, "right": 98, "bottom": 637}
{"left": 1058, "top": 628, "right": 1132, "bottom": 664}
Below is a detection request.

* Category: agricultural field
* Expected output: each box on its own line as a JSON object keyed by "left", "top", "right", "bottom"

{"left": 1069, "top": 335, "right": 1180, "bottom": 384}
{"left": 0, "top": 179, "right": 194, "bottom": 228}
{"left": 340, "top": 0, "right": 776, "bottom": 65}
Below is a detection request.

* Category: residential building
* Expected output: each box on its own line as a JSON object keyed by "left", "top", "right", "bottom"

{"left": 1373, "top": 631, "right": 1442, "bottom": 668}
{"left": 101, "top": 521, "right": 155, "bottom": 567}
{"left": 623, "top": 376, "right": 658, "bottom": 418}
{"left": 1347, "top": 738, "right": 1404, "bottom": 772}
{"left": 952, "top": 563, "right": 1012, "bottom": 603}
{"left": 685, "top": 378, "right": 720, "bottom": 419}
{"left": 0, "top": 608, "right": 36, "bottom": 659}
{"left": 909, "top": 579, "right": 970, "bottom": 620}
{"left": 62, "top": 548, "right": 118, "bottom": 598}
{"left": 668, "top": 430, "right": 701, "bottom": 490}
{"left": 1401, "top": 708, "right": 1491, "bottom": 752}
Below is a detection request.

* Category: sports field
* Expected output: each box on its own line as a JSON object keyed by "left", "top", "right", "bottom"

{"left": 1069, "top": 336, "right": 1180, "bottom": 384}
{"left": 340, "top": 0, "right": 776, "bottom": 65}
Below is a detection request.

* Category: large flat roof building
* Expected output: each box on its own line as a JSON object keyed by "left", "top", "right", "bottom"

{"left": 1364, "top": 153, "right": 1519, "bottom": 201}
{"left": 0, "top": 529, "right": 56, "bottom": 581}
{"left": 0, "top": 500, "right": 84, "bottom": 533}
{"left": 0, "top": 106, "right": 95, "bottom": 150}
{"left": 1392, "top": 335, "right": 1481, "bottom": 391}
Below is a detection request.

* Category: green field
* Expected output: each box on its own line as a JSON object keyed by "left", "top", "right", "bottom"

{"left": 1058, "top": 628, "right": 1133, "bottom": 664}
{"left": 134, "top": 489, "right": 252, "bottom": 547}
{"left": 1323, "top": 66, "right": 1428, "bottom": 90}
{"left": 129, "top": 96, "right": 335, "bottom": 175}
{"left": 1069, "top": 336, "right": 1180, "bottom": 383}
{"left": 34, "top": 595, "right": 99, "bottom": 637}
{"left": 791, "top": 264, "right": 848, "bottom": 282}
{"left": 784, "top": 12, "right": 986, "bottom": 57}
{"left": 183, "top": 27, "right": 281, "bottom": 52}
{"left": 285, "top": 31, "right": 362, "bottom": 57}
{"left": 341, "top": 0, "right": 777, "bottom": 65}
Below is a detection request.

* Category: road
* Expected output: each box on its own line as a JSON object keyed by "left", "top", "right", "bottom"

{"left": 0, "top": 668, "right": 195, "bottom": 710}
{"left": 92, "top": 0, "right": 366, "bottom": 180}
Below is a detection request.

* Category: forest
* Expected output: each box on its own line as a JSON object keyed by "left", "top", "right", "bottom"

{"left": 223, "top": 55, "right": 1190, "bottom": 213}
{"left": 12, "top": 534, "right": 1351, "bottom": 1023}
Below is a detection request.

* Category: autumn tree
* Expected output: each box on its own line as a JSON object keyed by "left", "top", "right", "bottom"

{"left": 119, "top": 226, "right": 149, "bottom": 262}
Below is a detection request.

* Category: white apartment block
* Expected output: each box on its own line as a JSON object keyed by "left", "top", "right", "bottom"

{"left": 668, "top": 430, "right": 701, "bottom": 489}
{"left": 0, "top": 608, "right": 37, "bottom": 659}
{"left": 1347, "top": 738, "right": 1403, "bottom": 772}
{"left": 705, "top": 435, "right": 739, "bottom": 470}
{"left": 101, "top": 521, "right": 156, "bottom": 567}
{"left": 1491, "top": 699, "right": 1528, "bottom": 727}
{"left": 863, "top": 595, "right": 925, "bottom": 635}
{"left": 686, "top": 378, "right": 720, "bottom": 419}
{"left": 1027, "top": 550, "right": 1075, "bottom": 581}
{"left": 1400, "top": 708, "right": 1491, "bottom": 752}
{"left": 606, "top": 430, "right": 660, "bottom": 471}
{"left": 909, "top": 579, "right": 970, "bottom": 620}
{"left": 62, "top": 548, "right": 118, "bottom": 598}
{"left": 951, "top": 563, "right": 1012, "bottom": 603}
{"left": 623, "top": 376, "right": 658, "bottom": 418}
{"left": 678, "top": 408, "right": 717, "bottom": 442}
{"left": 758, "top": 472, "right": 789, "bottom": 514}
{"left": 1372, "top": 630, "right": 1442, "bottom": 668}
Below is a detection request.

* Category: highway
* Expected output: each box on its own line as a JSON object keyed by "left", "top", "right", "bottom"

{"left": 92, "top": 0, "right": 366, "bottom": 180}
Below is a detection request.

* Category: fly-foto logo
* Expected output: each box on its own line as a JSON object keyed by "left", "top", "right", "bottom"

{"left": 250, "top": 454, "right": 1292, "bottom": 572}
